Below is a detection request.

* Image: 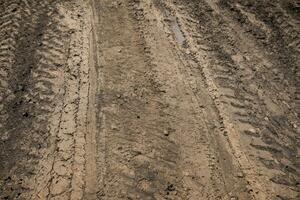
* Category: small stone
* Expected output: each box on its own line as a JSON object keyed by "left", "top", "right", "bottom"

{"left": 163, "top": 130, "right": 169, "bottom": 136}
{"left": 237, "top": 172, "right": 244, "bottom": 178}
{"left": 248, "top": 128, "right": 256, "bottom": 134}
{"left": 69, "top": 29, "right": 75, "bottom": 34}
{"left": 292, "top": 123, "right": 297, "bottom": 129}
{"left": 166, "top": 184, "right": 175, "bottom": 192}
{"left": 111, "top": 124, "right": 118, "bottom": 130}
{"left": 22, "top": 112, "right": 29, "bottom": 117}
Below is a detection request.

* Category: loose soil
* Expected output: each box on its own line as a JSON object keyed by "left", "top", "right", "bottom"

{"left": 0, "top": 0, "right": 299, "bottom": 199}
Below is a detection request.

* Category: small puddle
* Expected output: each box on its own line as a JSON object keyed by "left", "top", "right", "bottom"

{"left": 170, "top": 16, "right": 186, "bottom": 46}
{"left": 163, "top": 9, "right": 186, "bottom": 46}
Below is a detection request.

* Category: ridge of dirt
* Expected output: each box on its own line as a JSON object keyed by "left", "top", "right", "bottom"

{"left": 84, "top": 0, "right": 99, "bottom": 199}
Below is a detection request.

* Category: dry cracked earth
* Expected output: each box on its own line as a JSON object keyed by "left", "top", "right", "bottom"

{"left": 0, "top": 0, "right": 299, "bottom": 199}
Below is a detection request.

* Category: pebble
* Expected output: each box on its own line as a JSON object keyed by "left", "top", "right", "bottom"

{"left": 111, "top": 123, "right": 118, "bottom": 130}
{"left": 163, "top": 130, "right": 169, "bottom": 136}
{"left": 237, "top": 172, "right": 244, "bottom": 178}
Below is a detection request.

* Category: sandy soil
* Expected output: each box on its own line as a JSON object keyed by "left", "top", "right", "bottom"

{"left": 0, "top": 0, "right": 299, "bottom": 199}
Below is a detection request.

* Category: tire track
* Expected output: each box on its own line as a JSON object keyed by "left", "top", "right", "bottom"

{"left": 167, "top": 0, "right": 300, "bottom": 198}
{"left": 93, "top": 0, "right": 252, "bottom": 199}
{"left": 84, "top": 0, "right": 99, "bottom": 199}
{"left": 135, "top": 1, "right": 251, "bottom": 199}
{"left": 0, "top": 1, "right": 92, "bottom": 199}
{"left": 34, "top": 2, "right": 92, "bottom": 199}
{"left": 0, "top": 1, "right": 67, "bottom": 198}
{"left": 95, "top": 1, "right": 187, "bottom": 199}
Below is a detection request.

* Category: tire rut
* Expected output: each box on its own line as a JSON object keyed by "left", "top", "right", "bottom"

{"left": 0, "top": 0, "right": 92, "bottom": 199}
{"left": 165, "top": 0, "right": 300, "bottom": 198}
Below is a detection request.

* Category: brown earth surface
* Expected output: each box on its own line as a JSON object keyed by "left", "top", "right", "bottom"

{"left": 0, "top": 0, "right": 299, "bottom": 199}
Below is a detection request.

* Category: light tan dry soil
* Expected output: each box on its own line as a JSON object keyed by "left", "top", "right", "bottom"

{"left": 0, "top": 0, "right": 299, "bottom": 199}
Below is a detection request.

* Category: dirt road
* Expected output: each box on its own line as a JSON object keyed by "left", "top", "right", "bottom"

{"left": 0, "top": 0, "right": 299, "bottom": 199}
